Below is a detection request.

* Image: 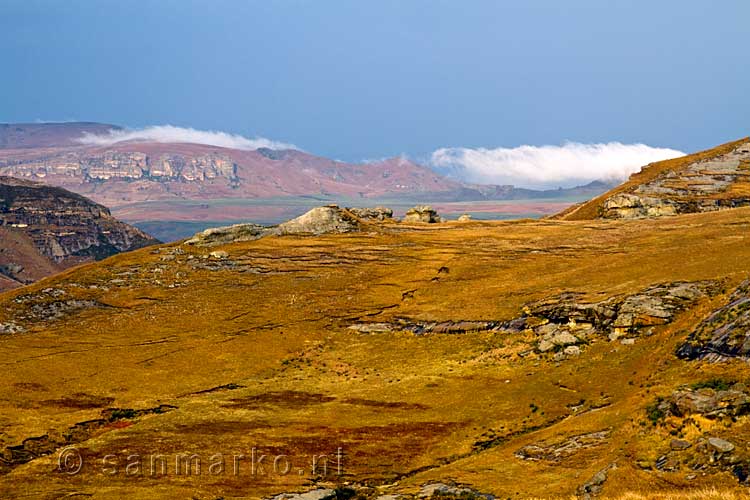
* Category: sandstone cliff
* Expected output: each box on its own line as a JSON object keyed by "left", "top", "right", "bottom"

{"left": 0, "top": 176, "right": 159, "bottom": 290}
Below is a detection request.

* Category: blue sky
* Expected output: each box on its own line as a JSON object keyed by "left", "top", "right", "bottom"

{"left": 1, "top": 0, "right": 748, "bottom": 185}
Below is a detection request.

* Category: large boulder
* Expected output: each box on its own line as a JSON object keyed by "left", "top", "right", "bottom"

{"left": 276, "top": 205, "right": 360, "bottom": 235}
{"left": 403, "top": 205, "right": 440, "bottom": 223}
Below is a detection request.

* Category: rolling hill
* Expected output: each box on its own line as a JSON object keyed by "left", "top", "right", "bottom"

{"left": 1, "top": 139, "right": 750, "bottom": 498}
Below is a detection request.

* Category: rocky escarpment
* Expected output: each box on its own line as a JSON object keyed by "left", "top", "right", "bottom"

{"left": 601, "top": 141, "right": 750, "bottom": 219}
{"left": 0, "top": 176, "right": 158, "bottom": 288}
{"left": 0, "top": 150, "right": 238, "bottom": 183}
{"left": 676, "top": 279, "right": 750, "bottom": 361}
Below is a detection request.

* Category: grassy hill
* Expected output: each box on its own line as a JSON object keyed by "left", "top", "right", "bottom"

{"left": 3, "top": 141, "right": 750, "bottom": 498}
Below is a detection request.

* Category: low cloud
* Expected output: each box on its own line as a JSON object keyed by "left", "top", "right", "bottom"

{"left": 78, "top": 125, "right": 298, "bottom": 151}
{"left": 430, "top": 142, "right": 685, "bottom": 188}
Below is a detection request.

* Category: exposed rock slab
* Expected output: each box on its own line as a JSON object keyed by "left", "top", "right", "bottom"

{"left": 601, "top": 141, "right": 750, "bottom": 219}
{"left": 677, "top": 279, "right": 750, "bottom": 361}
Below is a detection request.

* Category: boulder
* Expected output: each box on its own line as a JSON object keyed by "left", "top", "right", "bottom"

{"left": 270, "top": 489, "right": 336, "bottom": 500}
{"left": 708, "top": 437, "right": 735, "bottom": 453}
{"left": 418, "top": 482, "right": 493, "bottom": 499}
{"left": 403, "top": 205, "right": 440, "bottom": 223}
{"left": 276, "top": 205, "right": 360, "bottom": 235}
{"left": 458, "top": 213, "right": 472, "bottom": 221}
{"left": 564, "top": 345, "right": 581, "bottom": 356}
{"left": 670, "top": 439, "right": 692, "bottom": 451}
{"left": 551, "top": 331, "right": 579, "bottom": 346}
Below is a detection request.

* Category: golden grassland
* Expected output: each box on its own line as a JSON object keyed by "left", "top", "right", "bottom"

{"left": 1, "top": 206, "right": 750, "bottom": 498}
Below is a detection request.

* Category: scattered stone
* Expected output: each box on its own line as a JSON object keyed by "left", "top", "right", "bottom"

{"left": 276, "top": 205, "right": 360, "bottom": 235}
{"left": 185, "top": 223, "right": 267, "bottom": 246}
{"left": 418, "top": 482, "right": 494, "bottom": 499}
{"left": 524, "top": 281, "right": 715, "bottom": 353}
{"left": 578, "top": 463, "right": 616, "bottom": 499}
{"left": 708, "top": 437, "right": 735, "bottom": 453}
{"left": 209, "top": 250, "right": 229, "bottom": 260}
{"left": 564, "top": 345, "right": 581, "bottom": 356}
{"left": 620, "top": 338, "right": 635, "bottom": 345}
{"left": 670, "top": 439, "right": 692, "bottom": 451}
{"left": 269, "top": 489, "right": 337, "bottom": 500}
{"left": 0, "top": 322, "right": 24, "bottom": 334}
{"left": 552, "top": 331, "right": 579, "bottom": 346}
{"left": 403, "top": 205, "right": 440, "bottom": 223}
{"left": 348, "top": 323, "right": 394, "bottom": 334}
{"left": 349, "top": 319, "right": 500, "bottom": 336}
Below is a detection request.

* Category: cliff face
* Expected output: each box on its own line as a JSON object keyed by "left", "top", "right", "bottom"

{"left": 0, "top": 176, "right": 159, "bottom": 290}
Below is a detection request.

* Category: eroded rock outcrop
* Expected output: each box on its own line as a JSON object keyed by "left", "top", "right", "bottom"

{"left": 643, "top": 382, "right": 750, "bottom": 483}
{"left": 403, "top": 205, "right": 441, "bottom": 223}
{"left": 515, "top": 430, "right": 610, "bottom": 463}
{"left": 186, "top": 205, "right": 363, "bottom": 246}
{"left": 601, "top": 141, "right": 750, "bottom": 219}
{"left": 677, "top": 279, "right": 750, "bottom": 361}
{"left": 523, "top": 281, "right": 715, "bottom": 354}
{"left": 348, "top": 206, "right": 394, "bottom": 221}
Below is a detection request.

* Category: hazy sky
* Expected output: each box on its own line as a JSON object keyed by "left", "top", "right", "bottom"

{"left": 1, "top": 0, "right": 748, "bottom": 183}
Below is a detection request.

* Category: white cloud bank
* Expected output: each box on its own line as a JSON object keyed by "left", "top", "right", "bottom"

{"left": 430, "top": 142, "right": 685, "bottom": 189}
{"left": 78, "top": 125, "right": 298, "bottom": 151}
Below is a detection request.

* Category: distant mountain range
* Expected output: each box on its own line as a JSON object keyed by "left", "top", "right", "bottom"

{"left": 0, "top": 122, "right": 615, "bottom": 206}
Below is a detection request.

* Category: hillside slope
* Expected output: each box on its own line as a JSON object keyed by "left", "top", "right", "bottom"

{"left": 2, "top": 200, "right": 750, "bottom": 497}
{"left": 0, "top": 176, "right": 159, "bottom": 291}
{"left": 558, "top": 138, "right": 750, "bottom": 220}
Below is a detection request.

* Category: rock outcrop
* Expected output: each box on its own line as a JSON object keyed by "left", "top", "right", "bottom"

{"left": 403, "top": 205, "right": 441, "bottom": 223}
{"left": 515, "top": 430, "right": 610, "bottom": 463}
{"left": 348, "top": 206, "right": 394, "bottom": 221}
{"left": 186, "top": 205, "right": 363, "bottom": 246}
{"left": 644, "top": 382, "right": 750, "bottom": 483}
{"left": 276, "top": 205, "right": 360, "bottom": 235}
{"left": 522, "top": 281, "right": 715, "bottom": 354}
{"left": 676, "top": 279, "right": 750, "bottom": 361}
{"left": 601, "top": 141, "right": 750, "bottom": 219}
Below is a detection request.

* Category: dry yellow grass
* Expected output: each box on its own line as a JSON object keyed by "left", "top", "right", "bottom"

{"left": 2, "top": 204, "right": 750, "bottom": 497}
